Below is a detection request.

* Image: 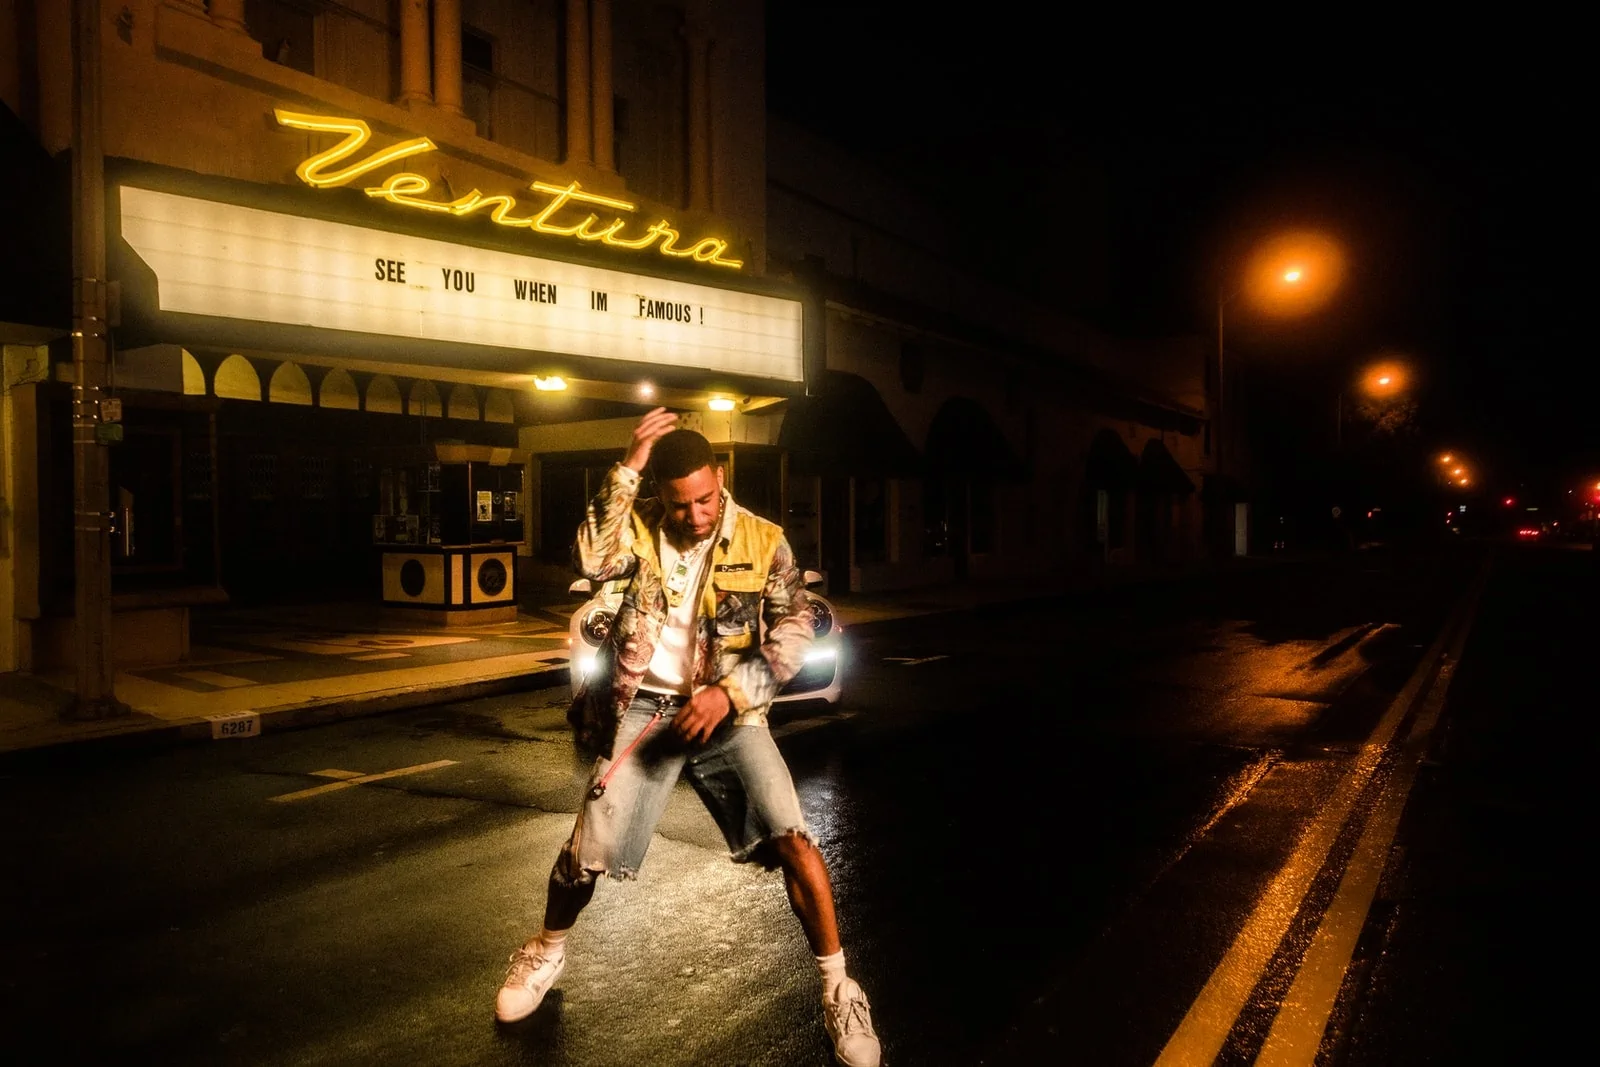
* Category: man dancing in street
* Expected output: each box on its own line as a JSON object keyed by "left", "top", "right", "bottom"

{"left": 495, "top": 408, "right": 880, "bottom": 1067}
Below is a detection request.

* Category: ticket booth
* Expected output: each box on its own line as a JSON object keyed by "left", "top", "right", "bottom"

{"left": 376, "top": 444, "right": 527, "bottom": 623}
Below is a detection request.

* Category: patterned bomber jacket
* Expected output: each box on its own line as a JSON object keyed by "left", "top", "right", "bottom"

{"left": 567, "top": 463, "right": 815, "bottom": 757}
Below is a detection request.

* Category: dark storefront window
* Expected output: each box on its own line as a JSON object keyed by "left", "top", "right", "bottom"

{"left": 732, "top": 447, "right": 782, "bottom": 524}
{"left": 855, "top": 477, "right": 887, "bottom": 564}
{"left": 215, "top": 396, "right": 517, "bottom": 604}
{"left": 1101, "top": 488, "right": 1128, "bottom": 549}
{"left": 98, "top": 402, "right": 222, "bottom": 594}
{"left": 300, "top": 455, "right": 333, "bottom": 500}
{"left": 109, "top": 427, "right": 181, "bottom": 572}
{"left": 969, "top": 479, "right": 995, "bottom": 554}
{"left": 349, "top": 457, "right": 372, "bottom": 501}
{"left": 923, "top": 478, "right": 949, "bottom": 558}
{"left": 924, "top": 476, "right": 994, "bottom": 561}
{"left": 185, "top": 450, "right": 213, "bottom": 501}
{"left": 540, "top": 454, "right": 619, "bottom": 565}
{"left": 246, "top": 453, "right": 277, "bottom": 501}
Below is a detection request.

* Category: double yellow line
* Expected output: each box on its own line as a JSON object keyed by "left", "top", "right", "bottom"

{"left": 1156, "top": 562, "right": 1489, "bottom": 1067}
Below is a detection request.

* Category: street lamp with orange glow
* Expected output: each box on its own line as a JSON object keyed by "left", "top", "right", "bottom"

{"left": 1215, "top": 231, "right": 1346, "bottom": 472}
{"left": 1338, "top": 358, "right": 1411, "bottom": 448}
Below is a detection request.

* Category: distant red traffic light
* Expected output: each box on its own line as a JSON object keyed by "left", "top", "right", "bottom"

{"left": 1503, "top": 497, "right": 1515, "bottom": 506}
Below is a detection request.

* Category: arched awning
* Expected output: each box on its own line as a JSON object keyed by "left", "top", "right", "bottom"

{"left": 1138, "top": 439, "right": 1196, "bottom": 495}
{"left": 924, "top": 396, "right": 1026, "bottom": 482}
{"left": 778, "top": 370, "right": 923, "bottom": 478}
{"left": 1085, "top": 428, "right": 1139, "bottom": 490}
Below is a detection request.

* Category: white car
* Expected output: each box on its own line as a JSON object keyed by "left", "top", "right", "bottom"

{"left": 566, "top": 570, "right": 844, "bottom": 707}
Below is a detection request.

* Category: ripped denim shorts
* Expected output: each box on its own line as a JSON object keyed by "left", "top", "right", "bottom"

{"left": 559, "top": 692, "right": 813, "bottom": 882}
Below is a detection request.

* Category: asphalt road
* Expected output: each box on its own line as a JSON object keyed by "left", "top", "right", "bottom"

{"left": 1, "top": 539, "right": 1583, "bottom": 1066}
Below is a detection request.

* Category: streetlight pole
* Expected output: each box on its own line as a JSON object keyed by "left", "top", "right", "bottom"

{"left": 1211, "top": 248, "right": 1329, "bottom": 559}
{"left": 1216, "top": 265, "right": 1307, "bottom": 478}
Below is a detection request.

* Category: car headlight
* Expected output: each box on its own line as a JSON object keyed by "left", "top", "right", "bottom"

{"left": 803, "top": 644, "right": 836, "bottom": 664}
{"left": 809, "top": 597, "right": 834, "bottom": 636}
{"left": 579, "top": 606, "right": 614, "bottom": 645}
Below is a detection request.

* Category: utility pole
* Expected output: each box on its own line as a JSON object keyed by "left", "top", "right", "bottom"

{"left": 69, "top": 0, "right": 119, "bottom": 718}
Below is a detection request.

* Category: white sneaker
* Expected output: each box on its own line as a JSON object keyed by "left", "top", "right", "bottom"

{"left": 824, "top": 977, "right": 881, "bottom": 1067}
{"left": 495, "top": 941, "right": 566, "bottom": 1023}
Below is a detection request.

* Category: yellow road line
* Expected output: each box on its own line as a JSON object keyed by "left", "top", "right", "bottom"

{"left": 1154, "top": 569, "right": 1484, "bottom": 1067}
{"left": 349, "top": 652, "right": 409, "bottom": 661}
{"left": 1253, "top": 575, "right": 1481, "bottom": 1066}
{"left": 270, "top": 759, "right": 457, "bottom": 803}
{"left": 1252, "top": 766, "right": 1417, "bottom": 1065}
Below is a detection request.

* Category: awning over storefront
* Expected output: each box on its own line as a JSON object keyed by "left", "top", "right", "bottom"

{"left": 778, "top": 370, "right": 922, "bottom": 478}
{"left": 1085, "top": 428, "right": 1139, "bottom": 490}
{"left": 1138, "top": 439, "right": 1196, "bottom": 495}
{"left": 924, "top": 396, "right": 1026, "bottom": 482}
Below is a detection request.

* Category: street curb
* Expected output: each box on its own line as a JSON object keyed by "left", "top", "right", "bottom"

{"left": 0, "top": 664, "right": 572, "bottom": 767}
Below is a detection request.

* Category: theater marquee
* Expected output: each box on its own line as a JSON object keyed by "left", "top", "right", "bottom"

{"left": 276, "top": 110, "right": 745, "bottom": 270}
{"left": 117, "top": 186, "right": 805, "bottom": 383}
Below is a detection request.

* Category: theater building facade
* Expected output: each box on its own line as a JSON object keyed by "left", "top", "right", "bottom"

{"left": 2, "top": 2, "right": 1225, "bottom": 688}
{"left": 0, "top": 0, "right": 793, "bottom": 675}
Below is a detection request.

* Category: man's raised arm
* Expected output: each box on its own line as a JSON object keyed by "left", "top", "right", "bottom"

{"left": 571, "top": 407, "right": 678, "bottom": 581}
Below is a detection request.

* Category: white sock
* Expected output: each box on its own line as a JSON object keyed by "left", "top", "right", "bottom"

{"left": 816, "top": 949, "right": 847, "bottom": 1000}
{"left": 535, "top": 928, "right": 569, "bottom": 956}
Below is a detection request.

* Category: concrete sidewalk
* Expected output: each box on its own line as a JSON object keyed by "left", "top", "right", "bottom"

{"left": 0, "top": 553, "right": 1307, "bottom": 760}
{"left": 0, "top": 595, "right": 588, "bottom": 760}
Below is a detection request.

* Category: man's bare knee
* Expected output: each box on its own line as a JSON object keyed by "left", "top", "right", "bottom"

{"left": 769, "top": 830, "right": 821, "bottom": 867}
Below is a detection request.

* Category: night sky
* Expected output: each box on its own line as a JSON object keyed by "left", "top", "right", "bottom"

{"left": 766, "top": 8, "right": 1592, "bottom": 502}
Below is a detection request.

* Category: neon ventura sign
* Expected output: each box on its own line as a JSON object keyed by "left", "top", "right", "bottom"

{"left": 274, "top": 110, "right": 743, "bottom": 270}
